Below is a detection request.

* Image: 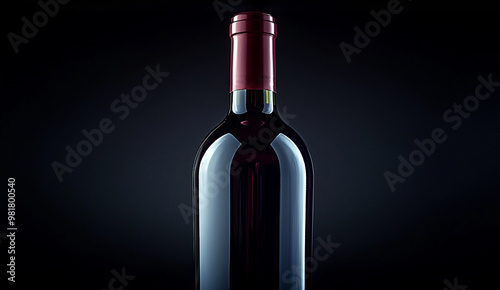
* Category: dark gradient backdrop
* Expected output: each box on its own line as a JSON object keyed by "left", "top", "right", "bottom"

{"left": 1, "top": 0, "right": 499, "bottom": 289}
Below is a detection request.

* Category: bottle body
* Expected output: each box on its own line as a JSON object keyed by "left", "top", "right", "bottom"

{"left": 193, "top": 90, "right": 314, "bottom": 290}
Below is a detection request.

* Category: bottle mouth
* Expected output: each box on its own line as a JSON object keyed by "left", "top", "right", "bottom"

{"left": 230, "top": 11, "right": 276, "bottom": 37}
{"left": 231, "top": 11, "right": 274, "bottom": 22}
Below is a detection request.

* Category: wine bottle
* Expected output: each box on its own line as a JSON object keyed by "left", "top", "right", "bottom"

{"left": 193, "top": 11, "right": 314, "bottom": 290}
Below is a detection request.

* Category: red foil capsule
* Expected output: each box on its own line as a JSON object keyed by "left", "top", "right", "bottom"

{"left": 229, "top": 11, "right": 277, "bottom": 92}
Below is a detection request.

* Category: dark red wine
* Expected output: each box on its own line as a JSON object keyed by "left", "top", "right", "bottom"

{"left": 193, "top": 12, "right": 314, "bottom": 290}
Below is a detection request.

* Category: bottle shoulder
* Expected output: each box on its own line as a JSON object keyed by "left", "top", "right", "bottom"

{"left": 194, "top": 113, "right": 312, "bottom": 167}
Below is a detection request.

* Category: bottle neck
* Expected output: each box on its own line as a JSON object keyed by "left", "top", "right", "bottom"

{"left": 229, "top": 12, "right": 277, "bottom": 92}
{"left": 229, "top": 89, "right": 276, "bottom": 115}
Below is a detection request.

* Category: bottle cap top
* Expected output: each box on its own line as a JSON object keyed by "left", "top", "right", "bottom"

{"left": 231, "top": 11, "right": 274, "bottom": 22}
{"left": 230, "top": 11, "right": 276, "bottom": 37}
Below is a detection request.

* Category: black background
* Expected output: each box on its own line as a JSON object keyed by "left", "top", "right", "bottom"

{"left": 1, "top": 0, "right": 499, "bottom": 289}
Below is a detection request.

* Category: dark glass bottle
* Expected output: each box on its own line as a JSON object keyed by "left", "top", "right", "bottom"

{"left": 193, "top": 11, "right": 314, "bottom": 290}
